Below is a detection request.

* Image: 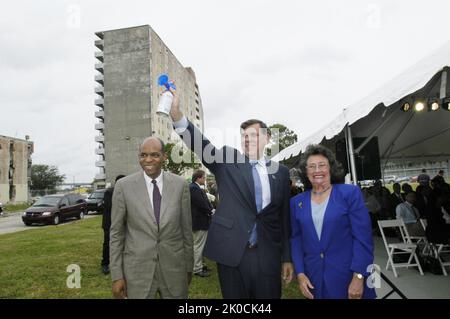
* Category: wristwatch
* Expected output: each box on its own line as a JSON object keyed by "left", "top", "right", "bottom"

{"left": 354, "top": 272, "right": 364, "bottom": 280}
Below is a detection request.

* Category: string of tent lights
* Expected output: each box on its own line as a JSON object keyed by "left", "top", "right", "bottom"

{"left": 401, "top": 96, "right": 450, "bottom": 112}
{"left": 401, "top": 66, "right": 450, "bottom": 112}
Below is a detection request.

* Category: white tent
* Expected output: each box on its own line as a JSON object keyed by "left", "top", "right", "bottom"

{"left": 273, "top": 42, "right": 450, "bottom": 183}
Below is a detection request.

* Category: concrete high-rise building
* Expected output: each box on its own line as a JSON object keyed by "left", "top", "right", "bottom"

{"left": 0, "top": 135, "right": 33, "bottom": 203}
{"left": 94, "top": 25, "right": 204, "bottom": 186}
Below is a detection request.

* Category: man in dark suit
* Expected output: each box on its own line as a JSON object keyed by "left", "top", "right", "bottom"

{"left": 101, "top": 174, "right": 125, "bottom": 274}
{"left": 389, "top": 182, "right": 404, "bottom": 219}
{"left": 190, "top": 169, "right": 214, "bottom": 278}
{"left": 168, "top": 87, "right": 293, "bottom": 298}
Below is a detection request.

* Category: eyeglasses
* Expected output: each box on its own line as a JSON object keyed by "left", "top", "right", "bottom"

{"left": 139, "top": 152, "right": 163, "bottom": 159}
{"left": 306, "top": 163, "right": 328, "bottom": 171}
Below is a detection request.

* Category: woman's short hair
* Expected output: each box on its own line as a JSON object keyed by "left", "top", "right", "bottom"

{"left": 299, "top": 144, "right": 345, "bottom": 190}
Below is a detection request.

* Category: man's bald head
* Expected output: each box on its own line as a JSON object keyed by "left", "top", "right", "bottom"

{"left": 139, "top": 137, "right": 165, "bottom": 154}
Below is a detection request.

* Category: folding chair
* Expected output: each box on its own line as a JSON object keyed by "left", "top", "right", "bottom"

{"left": 422, "top": 218, "right": 450, "bottom": 276}
{"left": 409, "top": 218, "right": 431, "bottom": 256}
{"left": 431, "top": 243, "right": 450, "bottom": 276}
{"left": 420, "top": 219, "right": 450, "bottom": 276}
{"left": 378, "top": 219, "right": 424, "bottom": 277}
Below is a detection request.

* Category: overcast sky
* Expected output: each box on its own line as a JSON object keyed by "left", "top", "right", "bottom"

{"left": 1, "top": 0, "right": 449, "bottom": 182}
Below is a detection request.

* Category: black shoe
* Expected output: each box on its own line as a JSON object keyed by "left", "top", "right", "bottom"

{"left": 194, "top": 270, "right": 211, "bottom": 277}
{"left": 102, "top": 265, "right": 110, "bottom": 275}
{"left": 202, "top": 265, "right": 211, "bottom": 272}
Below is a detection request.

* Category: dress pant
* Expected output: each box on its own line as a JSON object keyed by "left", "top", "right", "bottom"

{"left": 146, "top": 262, "right": 188, "bottom": 299}
{"left": 102, "top": 229, "right": 109, "bottom": 266}
{"left": 217, "top": 246, "right": 281, "bottom": 299}
{"left": 193, "top": 230, "right": 208, "bottom": 273}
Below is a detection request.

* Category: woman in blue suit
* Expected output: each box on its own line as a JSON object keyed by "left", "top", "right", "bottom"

{"left": 290, "top": 144, "right": 376, "bottom": 299}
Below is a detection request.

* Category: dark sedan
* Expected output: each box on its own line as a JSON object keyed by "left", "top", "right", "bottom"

{"left": 86, "top": 189, "right": 107, "bottom": 214}
{"left": 22, "top": 194, "right": 87, "bottom": 226}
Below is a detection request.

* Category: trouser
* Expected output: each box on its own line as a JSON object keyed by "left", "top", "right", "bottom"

{"left": 146, "top": 262, "right": 188, "bottom": 299}
{"left": 217, "top": 246, "right": 281, "bottom": 299}
{"left": 193, "top": 230, "right": 208, "bottom": 273}
{"left": 101, "top": 229, "right": 109, "bottom": 266}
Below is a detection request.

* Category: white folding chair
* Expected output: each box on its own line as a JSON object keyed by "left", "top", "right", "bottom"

{"left": 378, "top": 219, "right": 424, "bottom": 277}
{"left": 432, "top": 243, "right": 450, "bottom": 276}
{"left": 421, "top": 218, "right": 450, "bottom": 276}
{"left": 408, "top": 218, "right": 431, "bottom": 256}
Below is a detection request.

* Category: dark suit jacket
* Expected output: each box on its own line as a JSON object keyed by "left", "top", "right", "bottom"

{"left": 389, "top": 193, "right": 403, "bottom": 219}
{"left": 178, "top": 120, "right": 291, "bottom": 276}
{"left": 190, "top": 182, "right": 213, "bottom": 231}
{"left": 102, "top": 187, "right": 113, "bottom": 230}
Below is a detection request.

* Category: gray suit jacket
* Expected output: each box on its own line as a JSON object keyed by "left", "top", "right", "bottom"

{"left": 109, "top": 170, "right": 193, "bottom": 299}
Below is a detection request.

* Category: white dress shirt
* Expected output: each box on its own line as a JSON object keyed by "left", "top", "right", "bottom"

{"left": 173, "top": 116, "right": 189, "bottom": 134}
{"left": 143, "top": 171, "right": 164, "bottom": 210}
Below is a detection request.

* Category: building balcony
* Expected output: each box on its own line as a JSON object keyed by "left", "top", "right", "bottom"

{"left": 95, "top": 63, "right": 104, "bottom": 73}
{"left": 95, "top": 98, "right": 104, "bottom": 106}
{"left": 95, "top": 51, "right": 104, "bottom": 62}
{"left": 95, "top": 135, "right": 105, "bottom": 143}
{"left": 95, "top": 160, "right": 106, "bottom": 168}
{"left": 95, "top": 148, "right": 105, "bottom": 155}
{"left": 95, "top": 86, "right": 104, "bottom": 97}
{"left": 95, "top": 110, "right": 104, "bottom": 119}
{"left": 95, "top": 39, "right": 104, "bottom": 50}
{"left": 95, "top": 31, "right": 104, "bottom": 40}
{"left": 95, "top": 173, "right": 106, "bottom": 180}
{"left": 95, "top": 123, "right": 105, "bottom": 131}
{"left": 95, "top": 74, "right": 104, "bottom": 85}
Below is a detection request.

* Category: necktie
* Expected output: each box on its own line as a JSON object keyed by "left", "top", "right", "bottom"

{"left": 249, "top": 162, "right": 263, "bottom": 245}
{"left": 411, "top": 205, "right": 420, "bottom": 220}
{"left": 152, "top": 180, "right": 161, "bottom": 225}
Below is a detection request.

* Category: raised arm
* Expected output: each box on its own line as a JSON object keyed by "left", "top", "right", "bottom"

{"left": 168, "top": 87, "right": 225, "bottom": 173}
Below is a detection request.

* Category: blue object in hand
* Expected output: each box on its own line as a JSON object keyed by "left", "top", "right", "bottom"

{"left": 157, "top": 74, "right": 176, "bottom": 90}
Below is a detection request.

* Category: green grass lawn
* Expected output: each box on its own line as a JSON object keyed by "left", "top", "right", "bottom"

{"left": 0, "top": 217, "right": 301, "bottom": 299}
{"left": 3, "top": 203, "right": 30, "bottom": 213}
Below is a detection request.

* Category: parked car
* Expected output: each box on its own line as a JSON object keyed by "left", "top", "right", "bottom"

{"left": 383, "top": 175, "right": 397, "bottom": 184}
{"left": 86, "top": 189, "right": 107, "bottom": 214}
{"left": 22, "top": 194, "right": 87, "bottom": 226}
{"left": 395, "top": 176, "right": 410, "bottom": 183}
{"left": 360, "top": 180, "right": 375, "bottom": 187}
{"left": 0, "top": 201, "right": 3, "bottom": 215}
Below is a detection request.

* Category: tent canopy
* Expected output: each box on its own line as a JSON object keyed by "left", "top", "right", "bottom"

{"left": 274, "top": 42, "right": 450, "bottom": 167}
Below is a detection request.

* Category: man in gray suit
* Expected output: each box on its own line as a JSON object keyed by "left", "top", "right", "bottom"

{"left": 168, "top": 87, "right": 294, "bottom": 299}
{"left": 110, "top": 137, "right": 193, "bottom": 299}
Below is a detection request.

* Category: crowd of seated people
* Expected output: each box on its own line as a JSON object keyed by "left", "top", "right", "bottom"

{"left": 359, "top": 173, "right": 450, "bottom": 245}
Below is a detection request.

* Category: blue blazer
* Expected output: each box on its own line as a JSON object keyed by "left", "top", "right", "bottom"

{"left": 290, "top": 184, "right": 376, "bottom": 299}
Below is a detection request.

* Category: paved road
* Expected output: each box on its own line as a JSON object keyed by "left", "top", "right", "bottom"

{"left": 0, "top": 212, "right": 99, "bottom": 235}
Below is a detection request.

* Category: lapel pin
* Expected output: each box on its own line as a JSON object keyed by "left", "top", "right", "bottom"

{"left": 299, "top": 201, "right": 303, "bottom": 209}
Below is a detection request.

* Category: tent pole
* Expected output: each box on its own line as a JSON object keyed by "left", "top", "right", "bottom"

{"left": 346, "top": 124, "right": 358, "bottom": 185}
{"left": 440, "top": 67, "right": 448, "bottom": 99}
